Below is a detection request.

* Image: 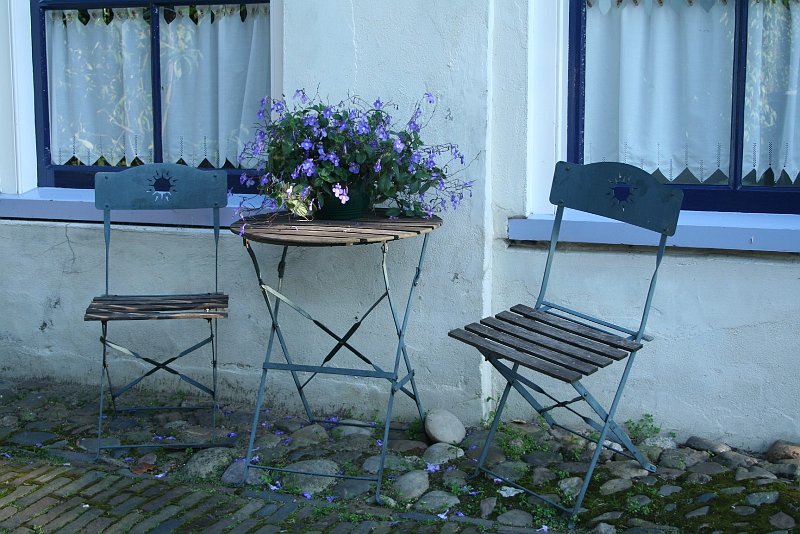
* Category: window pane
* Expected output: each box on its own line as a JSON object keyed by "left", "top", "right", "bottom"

{"left": 160, "top": 4, "right": 270, "bottom": 168}
{"left": 583, "top": 0, "right": 734, "bottom": 184}
{"left": 743, "top": 0, "right": 800, "bottom": 187}
{"left": 46, "top": 8, "right": 153, "bottom": 166}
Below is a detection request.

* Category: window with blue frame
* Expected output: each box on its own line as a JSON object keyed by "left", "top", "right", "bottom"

{"left": 31, "top": 2, "right": 270, "bottom": 191}
{"left": 569, "top": 0, "right": 800, "bottom": 214}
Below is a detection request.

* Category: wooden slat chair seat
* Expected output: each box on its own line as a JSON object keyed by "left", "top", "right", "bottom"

{"left": 85, "top": 293, "right": 229, "bottom": 321}
{"left": 85, "top": 164, "right": 229, "bottom": 457}
{"left": 450, "top": 306, "right": 642, "bottom": 383}
{"left": 449, "top": 162, "right": 683, "bottom": 526}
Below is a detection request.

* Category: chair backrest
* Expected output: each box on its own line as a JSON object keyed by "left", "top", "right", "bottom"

{"left": 95, "top": 164, "right": 228, "bottom": 295}
{"left": 536, "top": 161, "right": 684, "bottom": 342}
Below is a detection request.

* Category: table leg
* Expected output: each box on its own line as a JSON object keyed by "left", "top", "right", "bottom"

{"left": 242, "top": 243, "right": 312, "bottom": 483}
{"left": 375, "top": 235, "right": 430, "bottom": 502}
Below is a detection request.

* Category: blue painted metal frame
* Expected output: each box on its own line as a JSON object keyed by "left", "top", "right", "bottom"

{"left": 30, "top": 1, "right": 268, "bottom": 192}
{"left": 567, "top": 0, "right": 800, "bottom": 214}
{"left": 93, "top": 163, "right": 228, "bottom": 456}
{"left": 239, "top": 237, "right": 430, "bottom": 504}
{"left": 469, "top": 162, "right": 682, "bottom": 526}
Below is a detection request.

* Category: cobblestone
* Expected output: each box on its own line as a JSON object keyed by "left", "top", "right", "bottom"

{"left": 2, "top": 380, "right": 799, "bottom": 532}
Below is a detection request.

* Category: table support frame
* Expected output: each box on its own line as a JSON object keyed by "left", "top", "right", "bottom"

{"left": 240, "top": 235, "right": 431, "bottom": 503}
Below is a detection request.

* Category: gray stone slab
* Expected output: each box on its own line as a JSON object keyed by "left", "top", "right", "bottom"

{"left": 8, "top": 431, "right": 58, "bottom": 446}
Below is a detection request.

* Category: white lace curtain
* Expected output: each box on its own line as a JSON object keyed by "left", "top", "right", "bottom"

{"left": 585, "top": 0, "right": 800, "bottom": 186}
{"left": 46, "top": 4, "right": 270, "bottom": 168}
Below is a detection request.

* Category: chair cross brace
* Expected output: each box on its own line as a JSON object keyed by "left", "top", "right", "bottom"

{"left": 240, "top": 236, "right": 430, "bottom": 503}
{"left": 101, "top": 329, "right": 215, "bottom": 401}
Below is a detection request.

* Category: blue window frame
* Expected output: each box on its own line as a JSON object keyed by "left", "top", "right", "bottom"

{"left": 568, "top": 0, "right": 800, "bottom": 215}
{"left": 31, "top": 1, "right": 269, "bottom": 193}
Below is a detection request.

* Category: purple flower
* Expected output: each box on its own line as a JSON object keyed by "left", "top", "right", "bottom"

{"left": 327, "top": 416, "right": 339, "bottom": 423}
{"left": 326, "top": 496, "right": 335, "bottom": 503}
{"left": 271, "top": 100, "right": 285, "bottom": 114}
{"left": 356, "top": 118, "right": 370, "bottom": 135}
{"left": 376, "top": 125, "right": 389, "bottom": 141}
{"left": 240, "top": 172, "right": 249, "bottom": 185}
{"left": 374, "top": 98, "right": 383, "bottom": 109}
{"left": 493, "top": 477, "right": 502, "bottom": 484}
{"left": 251, "top": 455, "right": 260, "bottom": 463}
{"left": 301, "top": 186, "right": 311, "bottom": 197}
{"left": 303, "top": 115, "right": 319, "bottom": 127}
{"left": 300, "top": 138, "right": 313, "bottom": 151}
{"left": 393, "top": 138, "right": 405, "bottom": 153}
{"left": 348, "top": 162, "right": 360, "bottom": 174}
{"left": 407, "top": 120, "right": 420, "bottom": 132}
{"left": 374, "top": 160, "right": 382, "bottom": 173}
{"left": 294, "top": 89, "right": 308, "bottom": 103}
{"left": 302, "top": 492, "right": 312, "bottom": 499}
{"left": 425, "top": 463, "right": 440, "bottom": 473}
{"left": 268, "top": 480, "right": 282, "bottom": 491}
{"left": 425, "top": 92, "right": 436, "bottom": 104}
{"left": 327, "top": 152, "right": 340, "bottom": 167}
{"left": 410, "top": 151, "right": 422, "bottom": 164}
{"left": 376, "top": 439, "right": 384, "bottom": 447}
{"left": 301, "top": 158, "right": 316, "bottom": 177}
{"left": 322, "top": 106, "right": 333, "bottom": 119}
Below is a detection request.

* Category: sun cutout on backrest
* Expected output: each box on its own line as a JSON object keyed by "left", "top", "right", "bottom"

{"left": 147, "top": 170, "right": 177, "bottom": 203}
{"left": 607, "top": 173, "right": 636, "bottom": 211}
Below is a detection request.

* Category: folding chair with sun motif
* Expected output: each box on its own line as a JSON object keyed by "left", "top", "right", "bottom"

{"left": 84, "top": 163, "right": 229, "bottom": 456}
{"left": 449, "top": 161, "right": 682, "bottom": 523}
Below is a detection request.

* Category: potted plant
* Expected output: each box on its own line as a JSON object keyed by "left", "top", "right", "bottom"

{"left": 237, "top": 89, "right": 474, "bottom": 221}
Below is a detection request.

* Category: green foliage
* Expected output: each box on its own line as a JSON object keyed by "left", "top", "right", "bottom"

{"left": 406, "top": 418, "right": 425, "bottom": 441}
{"left": 625, "top": 413, "right": 661, "bottom": 444}
{"left": 495, "top": 423, "right": 550, "bottom": 460}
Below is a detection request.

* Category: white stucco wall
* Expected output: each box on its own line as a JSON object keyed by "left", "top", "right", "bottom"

{"left": 1, "top": 0, "right": 798, "bottom": 451}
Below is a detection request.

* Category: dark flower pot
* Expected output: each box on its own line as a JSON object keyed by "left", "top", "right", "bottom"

{"left": 316, "top": 185, "right": 370, "bottom": 220}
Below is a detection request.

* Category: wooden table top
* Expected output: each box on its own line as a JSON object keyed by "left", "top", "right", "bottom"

{"left": 231, "top": 209, "right": 443, "bottom": 247}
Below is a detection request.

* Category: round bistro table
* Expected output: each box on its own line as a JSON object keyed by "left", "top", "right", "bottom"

{"left": 231, "top": 210, "right": 442, "bottom": 503}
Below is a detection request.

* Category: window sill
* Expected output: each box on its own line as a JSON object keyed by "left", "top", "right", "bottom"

{"left": 0, "top": 187, "right": 265, "bottom": 227}
{"left": 508, "top": 210, "right": 800, "bottom": 253}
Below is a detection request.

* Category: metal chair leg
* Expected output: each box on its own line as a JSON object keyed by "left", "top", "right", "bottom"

{"left": 472, "top": 363, "right": 517, "bottom": 477}
{"left": 96, "top": 321, "right": 109, "bottom": 461}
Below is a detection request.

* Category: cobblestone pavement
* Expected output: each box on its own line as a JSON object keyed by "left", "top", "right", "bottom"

{"left": 0, "top": 458, "right": 523, "bottom": 533}
{"left": 1, "top": 378, "right": 799, "bottom": 533}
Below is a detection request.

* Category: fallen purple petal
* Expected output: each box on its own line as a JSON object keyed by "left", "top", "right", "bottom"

{"left": 302, "top": 492, "right": 312, "bottom": 499}
{"left": 154, "top": 472, "right": 168, "bottom": 479}
{"left": 227, "top": 432, "right": 238, "bottom": 438}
